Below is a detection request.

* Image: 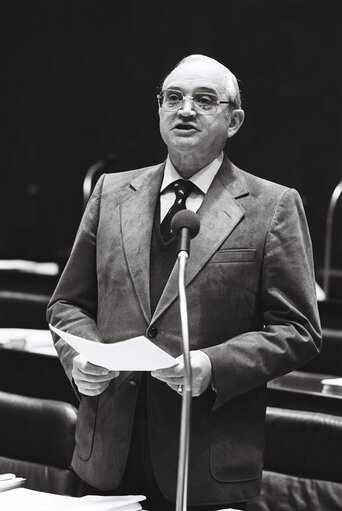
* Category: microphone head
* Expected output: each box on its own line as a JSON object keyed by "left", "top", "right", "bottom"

{"left": 171, "top": 210, "right": 200, "bottom": 239}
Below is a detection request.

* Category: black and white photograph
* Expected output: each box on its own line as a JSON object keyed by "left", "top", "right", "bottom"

{"left": 0, "top": 1, "right": 341, "bottom": 510}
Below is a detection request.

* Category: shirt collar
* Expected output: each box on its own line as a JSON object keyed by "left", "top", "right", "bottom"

{"left": 160, "top": 152, "right": 224, "bottom": 194}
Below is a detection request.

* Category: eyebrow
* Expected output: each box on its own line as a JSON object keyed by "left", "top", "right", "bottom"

{"left": 164, "top": 86, "right": 219, "bottom": 95}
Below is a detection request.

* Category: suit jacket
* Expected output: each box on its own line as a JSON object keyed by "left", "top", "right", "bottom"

{"left": 47, "top": 156, "right": 321, "bottom": 505}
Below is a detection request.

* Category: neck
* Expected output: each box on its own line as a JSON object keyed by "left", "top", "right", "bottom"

{"left": 168, "top": 150, "right": 221, "bottom": 179}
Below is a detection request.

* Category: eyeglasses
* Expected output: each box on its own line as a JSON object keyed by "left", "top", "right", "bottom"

{"left": 157, "top": 89, "right": 234, "bottom": 115}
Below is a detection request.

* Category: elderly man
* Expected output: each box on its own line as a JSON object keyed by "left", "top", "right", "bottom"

{"left": 47, "top": 55, "right": 321, "bottom": 510}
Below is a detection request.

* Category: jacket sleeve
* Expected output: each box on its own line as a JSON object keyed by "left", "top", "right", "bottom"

{"left": 46, "top": 175, "right": 106, "bottom": 384}
{"left": 202, "top": 188, "right": 322, "bottom": 410}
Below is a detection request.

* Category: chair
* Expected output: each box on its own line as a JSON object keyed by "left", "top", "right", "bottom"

{"left": 249, "top": 407, "right": 342, "bottom": 510}
{"left": 0, "top": 391, "right": 82, "bottom": 496}
{"left": 318, "top": 299, "right": 342, "bottom": 330}
{"left": 0, "top": 290, "right": 50, "bottom": 329}
{"left": 268, "top": 304, "right": 342, "bottom": 415}
{"left": 322, "top": 180, "right": 342, "bottom": 300}
{"left": 300, "top": 327, "right": 342, "bottom": 377}
{"left": 82, "top": 152, "right": 119, "bottom": 210}
{"left": 0, "top": 289, "right": 78, "bottom": 406}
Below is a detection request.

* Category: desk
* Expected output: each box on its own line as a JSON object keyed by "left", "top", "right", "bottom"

{"left": 267, "top": 370, "right": 342, "bottom": 416}
{"left": 0, "top": 329, "right": 78, "bottom": 406}
{"left": 0, "top": 328, "right": 57, "bottom": 356}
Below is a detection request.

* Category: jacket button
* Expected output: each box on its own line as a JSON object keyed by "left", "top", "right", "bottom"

{"left": 129, "top": 379, "right": 138, "bottom": 387}
{"left": 148, "top": 326, "right": 158, "bottom": 339}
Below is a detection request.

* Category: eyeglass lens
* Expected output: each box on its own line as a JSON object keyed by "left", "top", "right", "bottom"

{"left": 159, "top": 90, "right": 219, "bottom": 113}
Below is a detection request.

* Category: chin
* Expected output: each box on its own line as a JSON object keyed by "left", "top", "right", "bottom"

{"left": 171, "top": 137, "right": 200, "bottom": 150}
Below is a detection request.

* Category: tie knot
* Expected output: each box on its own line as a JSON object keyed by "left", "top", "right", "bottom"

{"left": 172, "top": 179, "right": 195, "bottom": 199}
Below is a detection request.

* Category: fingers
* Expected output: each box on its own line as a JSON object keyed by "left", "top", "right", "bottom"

{"left": 151, "top": 351, "right": 212, "bottom": 396}
{"left": 77, "top": 380, "right": 112, "bottom": 397}
{"left": 73, "top": 369, "right": 118, "bottom": 383}
{"left": 152, "top": 357, "right": 182, "bottom": 378}
{"left": 152, "top": 373, "right": 184, "bottom": 386}
{"left": 72, "top": 355, "right": 119, "bottom": 396}
{"left": 73, "top": 354, "right": 113, "bottom": 375}
{"left": 151, "top": 356, "right": 184, "bottom": 388}
{"left": 190, "top": 351, "right": 212, "bottom": 396}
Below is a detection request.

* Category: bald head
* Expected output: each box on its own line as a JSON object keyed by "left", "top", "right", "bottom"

{"left": 163, "top": 54, "right": 242, "bottom": 108}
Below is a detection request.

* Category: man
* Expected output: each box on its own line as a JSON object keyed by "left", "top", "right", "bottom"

{"left": 47, "top": 55, "right": 321, "bottom": 510}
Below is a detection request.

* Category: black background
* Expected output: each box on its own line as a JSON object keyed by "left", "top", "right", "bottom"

{"left": 1, "top": 0, "right": 341, "bottom": 276}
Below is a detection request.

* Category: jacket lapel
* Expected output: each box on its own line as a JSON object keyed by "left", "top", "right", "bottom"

{"left": 151, "top": 157, "right": 249, "bottom": 324}
{"left": 120, "top": 164, "right": 164, "bottom": 324}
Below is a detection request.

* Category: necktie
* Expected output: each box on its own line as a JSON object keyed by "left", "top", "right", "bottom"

{"left": 160, "top": 179, "right": 195, "bottom": 242}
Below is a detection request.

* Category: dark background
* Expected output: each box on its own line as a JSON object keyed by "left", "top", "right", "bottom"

{"left": 1, "top": 0, "right": 341, "bottom": 279}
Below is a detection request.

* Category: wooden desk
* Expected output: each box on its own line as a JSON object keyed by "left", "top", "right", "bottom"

{"left": 267, "top": 370, "right": 342, "bottom": 416}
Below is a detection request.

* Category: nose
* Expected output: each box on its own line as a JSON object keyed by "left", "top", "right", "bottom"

{"left": 178, "top": 97, "right": 196, "bottom": 117}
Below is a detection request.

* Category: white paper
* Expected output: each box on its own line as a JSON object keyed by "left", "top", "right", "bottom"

{"left": 0, "top": 476, "right": 25, "bottom": 493}
{"left": 0, "top": 488, "right": 145, "bottom": 511}
{"left": 321, "top": 377, "right": 342, "bottom": 386}
{"left": 49, "top": 324, "right": 176, "bottom": 371}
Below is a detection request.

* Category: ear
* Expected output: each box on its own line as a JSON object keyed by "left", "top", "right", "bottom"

{"left": 227, "top": 109, "right": 245, "bottom": 138}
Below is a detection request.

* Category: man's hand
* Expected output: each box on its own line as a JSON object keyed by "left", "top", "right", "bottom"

{"left": 151, "top": 350, "right": 212, "bottom": 396}
{"left": 72, "top": 354, "right": 120, "bottom": 396}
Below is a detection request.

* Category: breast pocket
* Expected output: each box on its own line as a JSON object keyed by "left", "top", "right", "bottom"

{"left": 209, "top": 248, "right": 256, "bottom": 264}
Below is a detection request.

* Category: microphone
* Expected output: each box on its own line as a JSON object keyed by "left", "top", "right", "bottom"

{"left": 171, "top": 210, "right": 200, "bottom": 254}
{"left": 171, "top": 209, "right": 200, "bottom": 511}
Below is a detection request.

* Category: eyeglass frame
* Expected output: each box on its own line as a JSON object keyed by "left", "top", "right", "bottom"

{"left": 157, "top": 88, "right": 236, "bottom": 115}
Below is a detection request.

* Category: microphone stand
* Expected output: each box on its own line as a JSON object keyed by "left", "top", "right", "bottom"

{"left": 175, "top": 249, "right": 192, "bottom": 511}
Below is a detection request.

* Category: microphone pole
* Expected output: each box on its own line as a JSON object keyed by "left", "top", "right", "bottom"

{"left": 171, "top": 211, "right": 200, "bottom": 511}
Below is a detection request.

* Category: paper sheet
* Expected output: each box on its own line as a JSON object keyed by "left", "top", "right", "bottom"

{"left": 49, "top": 324, "right": 176, "bottom": 371}
{"left": 321, "top": 377, "right": 342, "bottom": 386}
{"left": 0, "top": 475, "right": 25, "bottom": 493}
{"left": 0, "top": 488, "right": 145, "bottom": 510}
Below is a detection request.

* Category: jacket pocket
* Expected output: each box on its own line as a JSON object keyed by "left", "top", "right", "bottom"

{"left": 75, "top": 395, "right": 99, "bottom": 461}
{"left": 209, "top": 249, "right": 256, "bottom": 264}
{"left": 209, "top": 389, "right": 265, "bottom": 482}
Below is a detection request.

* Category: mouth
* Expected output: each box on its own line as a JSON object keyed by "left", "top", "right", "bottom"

{"left": 172, "top": 123, "right": 198, "bottom": 131}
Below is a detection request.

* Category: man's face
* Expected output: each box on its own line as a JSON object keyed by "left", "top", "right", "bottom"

{"left": 159, "top": 60, "right": 235, "bottom": 170}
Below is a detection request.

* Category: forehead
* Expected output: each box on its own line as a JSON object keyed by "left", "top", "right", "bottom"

{"left": 163, "top": 60, "right": 230, "bottom": 96}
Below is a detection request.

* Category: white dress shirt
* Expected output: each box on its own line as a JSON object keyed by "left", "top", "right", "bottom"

{"left": 159, "top": 153, "right": 223, "bottom": 222}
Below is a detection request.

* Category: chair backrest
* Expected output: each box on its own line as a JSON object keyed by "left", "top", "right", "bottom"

{"left": 318, "top": 299, "right": 342, "bottom": 330}
{"left": 0, "top": 291, "right": 50, "bottom": 329}
{"left": 83, "top": 152, "right": 119, "bottom": 210}
{"left": 0, "top": 391, "right": 82, "bottom": 496}
{"left": 249, "top": 407, "right": 342, "bottom": 510}
{"left": 298, "top": 300, "right": 342, "bottom": 376}
{"left": 300, "top": 327, "right": 342, "bottom": 376}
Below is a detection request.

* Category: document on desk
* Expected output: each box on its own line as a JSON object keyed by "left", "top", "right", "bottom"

{"left": 321, "top": 377, "right": 342, "bottom": 396}
{"left": 0, "top": 488, "right": 145, "bottom": 510}
{"left": 49, "top": 324, "right": 177, "bottom": 371}
{"left": 0, "top": 473, "right": 26, "bottom": 493}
